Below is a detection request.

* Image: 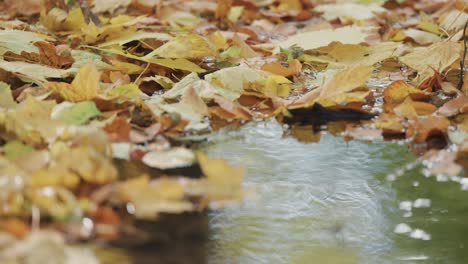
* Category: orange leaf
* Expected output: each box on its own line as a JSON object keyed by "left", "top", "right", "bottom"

{"left": 413, "top": 101, "right": 437, "bottom": 115}
{"left": 261, "top": 59, "right": 302, "bottom": 77}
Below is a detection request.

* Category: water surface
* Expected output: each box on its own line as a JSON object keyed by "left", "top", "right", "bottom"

{"left": 204, "top": 121, "right": 468, "bottom": 264}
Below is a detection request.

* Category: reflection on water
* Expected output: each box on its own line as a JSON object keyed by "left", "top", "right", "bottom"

{"left": 205, "top": 121, "right": 468, "bottom": 264}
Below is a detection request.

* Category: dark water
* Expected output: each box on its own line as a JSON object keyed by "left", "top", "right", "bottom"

{"left": 203, "top": 121, "right": 468, "bottom": 264}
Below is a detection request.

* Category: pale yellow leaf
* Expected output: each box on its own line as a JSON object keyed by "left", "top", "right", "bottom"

{"left": 315, "top": 3, "right": 386, "bottom": 21}
{"left": 277, "top": 25, "right": 373, "bottom": 52}
{"left": 317, "top": 65, "right": 373, "bottom": 105}
{"left": 399, "top": 41, "right": 460, "bottom": 84}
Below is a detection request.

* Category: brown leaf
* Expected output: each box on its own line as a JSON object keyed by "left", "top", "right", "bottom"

{"left": 406, "top": 115, "right": 450, "bottom": 144}
{"left": 212, "top": 96, "right": 253, "bottom": 120}
{"left": 103, "top": 117, "right": 131, "bottom": 142}
{"left": 216, "top": 0, "right": 233, "bottom": 19}
{"left": 438, "top": 95, "right": 468, "bottom": 117}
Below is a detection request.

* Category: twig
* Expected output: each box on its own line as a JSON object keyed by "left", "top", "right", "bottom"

{"left": 458, "top": 18, "right": 468, "bottom": 90}
{"left": 78, "top": 0, "right": 102, "bottom": 26}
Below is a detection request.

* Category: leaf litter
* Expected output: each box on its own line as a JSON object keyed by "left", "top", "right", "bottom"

{"left": 1, "top": 0, "right": 468, "bottom": 261}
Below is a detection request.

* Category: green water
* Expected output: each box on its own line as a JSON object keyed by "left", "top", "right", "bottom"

{"left": 204, "top": 121, "right": 468, "bottom": 264}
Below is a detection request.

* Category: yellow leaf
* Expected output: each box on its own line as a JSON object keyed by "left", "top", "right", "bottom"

{"left": 148, "top": 33, "right": 217, "bottom": 59}
{"left": 228, "top": 6, "right": 244, "bottom": 23}
{"left": 394, "top": 97, "right": 418, "bottom": 119}
{"left": 47, "top": 63, "right": 100, "bottom": 102}
{"left": 417, "top": 12, "right": 442, "bottom": 35}
{"left": 399, "top": 41, "right": 460, "bottom": 84}
{"left": 276, "top": 25, "right": 372, "bottom": 52}
{"left": 86, "top": 46, "right": 206, "bottom": 72}
{"left": 315, "top": 3, "right": 386, "bottom": 21}
{"left": 149, "top": 58, "right": 206, "bottom": 72}
{"left": 4, "top": 95, "right": 60, "bottom": 144}
{"left": 254, "top": 75, "right": 291, "bottom": 97}
{"left": 111, "top": 60, "right": 144, "bottom": 74}
{"left": 208, "top": 31, "right": 228, "bottom": 50}
{"left": 108, "top": 83, "right": 141, "bottom": 99}
{"left": 316, "top": 65, "right": 373, "bottom": 106}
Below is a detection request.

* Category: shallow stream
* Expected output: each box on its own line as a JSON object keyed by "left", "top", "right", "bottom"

{"left": 204, "top": 121, "right": 468, "bottom": 264}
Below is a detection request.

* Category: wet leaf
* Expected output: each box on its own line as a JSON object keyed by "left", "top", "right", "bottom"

{"left": 311, "top": 65, "right": 373, "bottom": 107}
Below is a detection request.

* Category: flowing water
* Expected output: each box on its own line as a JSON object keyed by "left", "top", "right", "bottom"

{"left": 203, "top": 121, "right": 468, "bottom": 264}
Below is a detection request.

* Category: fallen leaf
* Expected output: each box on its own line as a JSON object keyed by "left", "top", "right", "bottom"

{"left": 47, "top": 62, "right": 100, "bottom": 102}
{"left": 315, "top": 65, "right": 373, "bottom": 107}
{"left": 399, "top": 41, "right": 460, "bottom": 84}
{"left": 52, "top": 101, "right": 101, "bottom": 125}
{"left": 277, "top": 25, "right": 374, "bottom": 52}
{"left": 4, "top": 141, "right": 34, "bottom": 160}
{"left": 315, "top": 3, "right": 386, "bottom": 21}
{"left": 407, "top": 115, "right": 450, "bottom": 143}
{"left": 403, "top": 29, "right": 441, "bottom": 45}
{"left": 438, "top": 95, "right": 468, "bottom": 117}
{"left": 261, "top": 59, "right": 302, "bottom": 77}
{"left": 92, "top": 0, "right": 131, "bottom": 13}
{"left": 0, "top": 82, "right": 17, "bottom": 109}
{"left": 0, "top": 59, "right": 68, "bottom": 82}
{"left": 147, "top": 33, "right": 217, "bottom": 59}
{"left": 108, "top": 83, "right": 142, "bottom": 99}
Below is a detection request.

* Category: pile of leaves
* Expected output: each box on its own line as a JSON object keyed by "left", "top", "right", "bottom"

{"left": 1, "top": 0, "right": 468, "bottom": 261}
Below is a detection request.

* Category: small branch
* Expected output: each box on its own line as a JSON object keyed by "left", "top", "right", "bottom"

{"left": 78, "top": 0, "right": 102, "bottom": 26}
{"left": 458, "top": 19, "right": 468, "bottom": 90}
